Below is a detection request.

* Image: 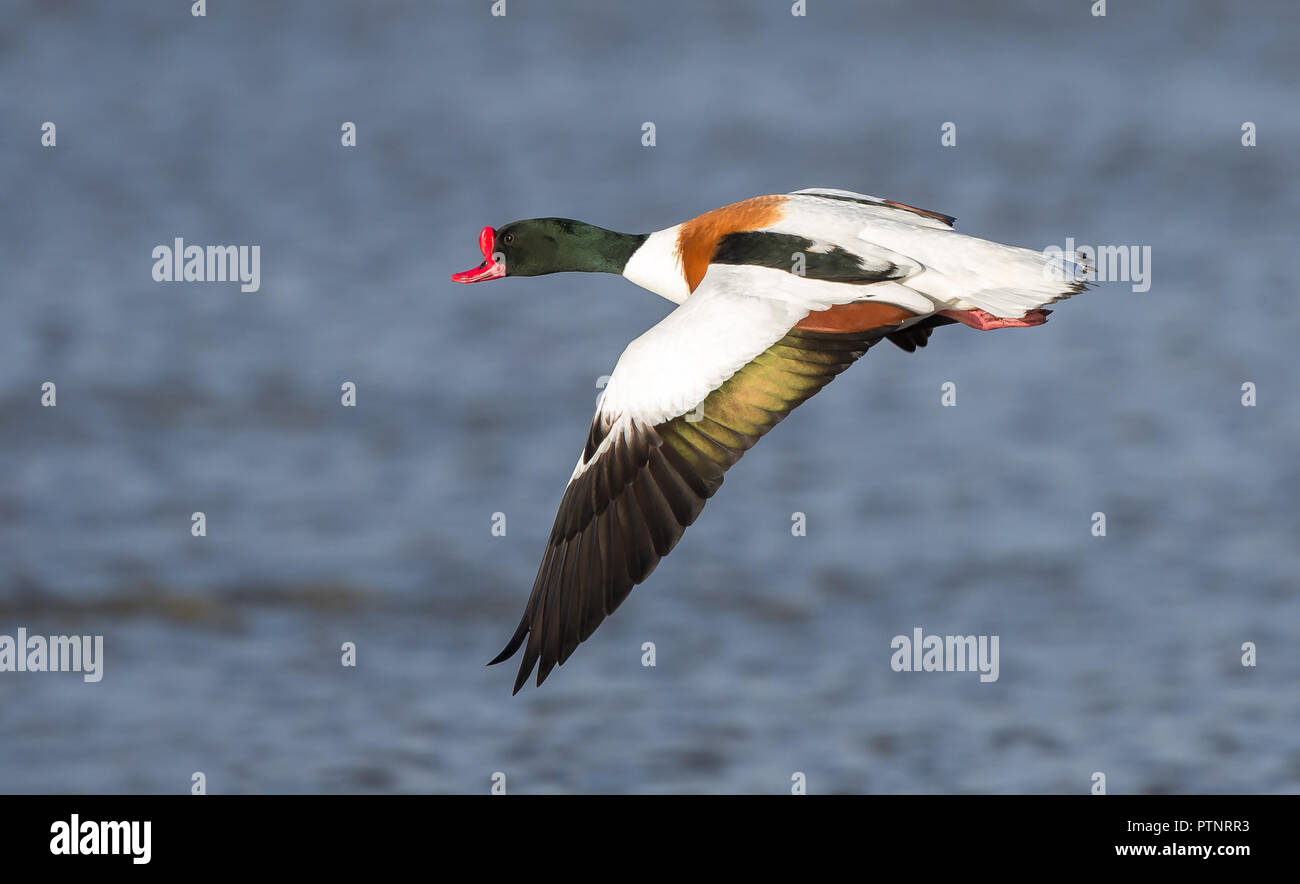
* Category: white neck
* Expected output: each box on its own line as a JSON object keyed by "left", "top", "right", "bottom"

{"left": 621, "top": 226, "right": 690, "bottom": 304}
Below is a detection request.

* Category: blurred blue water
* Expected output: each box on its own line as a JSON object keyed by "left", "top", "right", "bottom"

{"left": 0, "top": 0, "right": 1297, "bottom": 793}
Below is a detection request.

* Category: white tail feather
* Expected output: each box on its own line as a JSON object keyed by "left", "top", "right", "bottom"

{"left": 898, "top": 236, "right": 1091, "bottom": 319}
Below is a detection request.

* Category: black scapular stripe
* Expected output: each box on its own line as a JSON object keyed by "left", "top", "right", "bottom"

{"left": 711, "top": 231, "right": 901, "bottom": 284}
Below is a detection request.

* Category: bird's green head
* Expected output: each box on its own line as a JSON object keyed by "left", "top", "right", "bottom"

{"left": 451, "top": 218, "right": 646, "bottom": 283}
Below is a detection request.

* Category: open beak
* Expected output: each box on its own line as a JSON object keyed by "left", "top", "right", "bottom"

{"left": 451, "top": 226, "right": 506, "bottom": 283}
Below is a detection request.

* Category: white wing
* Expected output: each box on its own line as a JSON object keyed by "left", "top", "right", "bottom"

{"left": 597, "top": 262, "right": 878, "bottom": 429}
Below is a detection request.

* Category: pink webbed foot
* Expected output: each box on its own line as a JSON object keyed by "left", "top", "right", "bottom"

{"left": 939, "top": 307, "right": 1050, "bottom": 330}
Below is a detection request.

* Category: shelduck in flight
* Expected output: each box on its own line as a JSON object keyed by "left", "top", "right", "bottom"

{"left": 452, "top": 188, "right": 1090, "bottom": 693}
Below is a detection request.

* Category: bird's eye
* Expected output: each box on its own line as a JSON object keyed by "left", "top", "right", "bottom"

{"left": 503, "top": 233, "right": 514, "bottom": 244}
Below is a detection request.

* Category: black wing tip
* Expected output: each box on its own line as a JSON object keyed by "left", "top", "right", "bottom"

{"left": 488, "top": 617, "right": 529, "bottom": 667}
{"left": 500, "top": 636, "right": 556, "bottom": 695}
{"left": 500, "top": 625, "right": 542, "bottom": 695}
{"left": 511, "top": 657, "right": 536, "bottom": 695}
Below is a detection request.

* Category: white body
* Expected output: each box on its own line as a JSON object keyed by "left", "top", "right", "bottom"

{"left": 622, "top": 188, "right": 1088, "bottom": 317}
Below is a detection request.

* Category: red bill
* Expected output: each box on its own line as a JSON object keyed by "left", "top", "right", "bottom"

{"left": 451, "top": 226, "right": 506, "bottom": 283}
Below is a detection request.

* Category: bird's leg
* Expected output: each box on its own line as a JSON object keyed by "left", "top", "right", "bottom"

{"left": 938, "top": 307, "right": 1050, "bottom": 330}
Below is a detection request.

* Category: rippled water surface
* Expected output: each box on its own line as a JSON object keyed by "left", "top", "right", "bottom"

{"left": 1, "top": 0, "right": 1297, "bottom": 793}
